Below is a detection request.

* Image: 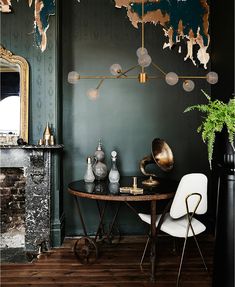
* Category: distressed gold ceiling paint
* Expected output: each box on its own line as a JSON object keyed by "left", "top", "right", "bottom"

{"left": 115, "top": 0, "right": 211, "bottom": 68}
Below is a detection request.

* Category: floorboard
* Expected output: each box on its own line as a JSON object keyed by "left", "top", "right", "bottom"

{"left": 1, "top": 235, "right": 214, "bottom": 287}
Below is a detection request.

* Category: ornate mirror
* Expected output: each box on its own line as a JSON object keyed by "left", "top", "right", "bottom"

{"left": 0, "top": 45, "right": 29, "bottom": 144}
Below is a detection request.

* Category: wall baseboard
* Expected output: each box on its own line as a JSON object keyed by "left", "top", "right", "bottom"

{"left": 51, "top": 212, "right": 65, "bottom": 247}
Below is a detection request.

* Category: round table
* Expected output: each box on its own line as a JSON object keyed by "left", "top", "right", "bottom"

{"left": 68, "top": 176, "right": 178, "bottom": 281}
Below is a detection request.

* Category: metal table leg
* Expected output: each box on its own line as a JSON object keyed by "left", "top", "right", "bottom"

{"left": 95, "top": 201, "right": 121, "bottom": 244}
{"left": 106, "top": 202, "right": 121, "bottom": 244}
{"left": 94, "top": 201, "right": 108, "bottom": 242}
{"left": 73, "top": 196, "right": 98, "bottom": 263}
{"left": 96, "top": 200, "right": 106, "bottom": 240}
{"left": 74, "top": 196, "right": 88, "bottom": 236}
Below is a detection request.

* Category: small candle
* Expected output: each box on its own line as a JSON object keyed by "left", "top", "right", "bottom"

{"left": 133, "top": 177, "right": 137, "bottom": 189}
{"left": 50, "top": 135, "right": 55, "bottom": 145}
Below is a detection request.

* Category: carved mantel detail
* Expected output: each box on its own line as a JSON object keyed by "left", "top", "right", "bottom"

{"left": 30, "top": 151, "right": 45, "bottom": 184}
{"left": 0, "top": 145, "right": 63, "bottom": 252}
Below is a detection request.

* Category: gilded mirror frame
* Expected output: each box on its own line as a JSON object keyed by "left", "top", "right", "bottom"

{"left": 0, "top": 45, "right": 29, "bottom": 143}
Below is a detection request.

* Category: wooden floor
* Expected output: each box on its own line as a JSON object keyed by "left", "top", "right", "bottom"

{"left": 1, "top": 235, "right": 214, "bottom": 287}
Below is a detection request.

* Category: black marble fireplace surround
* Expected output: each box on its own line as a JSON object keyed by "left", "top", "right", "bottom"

{"left": 0, "top": 145, "right": 63, "bottom": 255}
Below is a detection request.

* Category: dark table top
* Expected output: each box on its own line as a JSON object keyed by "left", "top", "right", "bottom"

{"left": 68, "top": 176, "right": 178, "bottom": 202}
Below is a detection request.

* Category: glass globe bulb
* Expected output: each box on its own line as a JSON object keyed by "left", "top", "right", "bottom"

{"left": 138, "top": 54, "right": 152, "bottom": 68}
{"left": 136, "top": 47, "right": 148, "bottom": 58}
{"left": 86, "top": 88, "right": 99, "bottom": 100}
{"left": 206, "top": 71, "right": 218, "bottom": 84}
{"left": 183, "top": 80, "right": 195, "bottom": 92}
{"left": 110, "top": 63, "right": 122, "bottom": 76}
{"left": 68, "top": 71, "right": 79, "bottom": 84}
{"left": 165, "top": 72, "right": 179, "bottom": 86}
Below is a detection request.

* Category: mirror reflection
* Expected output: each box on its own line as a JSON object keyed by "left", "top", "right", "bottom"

{"left": 0, "top": 59, "right": 21, "bottom": 135}
{"left": 0, "top": 45, "right": 29, "bottom": 144}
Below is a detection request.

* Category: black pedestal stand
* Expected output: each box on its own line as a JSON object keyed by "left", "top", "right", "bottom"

{"left": 212, "top": 155, "right": 235, "bottom": 286}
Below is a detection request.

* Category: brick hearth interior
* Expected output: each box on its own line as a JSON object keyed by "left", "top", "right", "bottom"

{"left": 0, "top": 168, "right": 26, "bottom": 249}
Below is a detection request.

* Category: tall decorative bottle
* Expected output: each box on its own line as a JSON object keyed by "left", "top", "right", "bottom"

{"left": 108, "top": 151, "right": 120, "bottom": 183}
{"left": 84, "top": 157, "right": 95, "bottom": 183}
{"left": 93, "top": 140, "right": 108, "bottom": 180}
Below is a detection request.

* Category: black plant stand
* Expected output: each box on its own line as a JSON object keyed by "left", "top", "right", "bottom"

{"left": 212, "top": 159, "right": 235, "bottom": 286}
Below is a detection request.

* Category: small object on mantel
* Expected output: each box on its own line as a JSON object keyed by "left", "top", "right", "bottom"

{"left": 43, "top": 122, "right": 51, "bottom": 141}
{"left": 17, "top": 138, "right": 27, "bottom": 145}
{"left": 40, "top": 122, "right": 56, "bottom": 146}
{"left": 38, "top": 138, "right": 44, "bottom": 145}
{"left": 49, "top": 135, "right": 55, "bottom": 146}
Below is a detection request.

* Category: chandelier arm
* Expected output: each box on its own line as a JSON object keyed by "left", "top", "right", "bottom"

{"left": 178, "top": 76, "right": 207, "bottom": 79}
{"left": 80, "top": 75, "right": 121, "bottom": 79}
{"left": 74, "top": 75, "right": 206, "bottom": 81}
{"left": 148, "top": 76, "right": 165, "bottom": 79}
{"left": 79, "top": 75, "right": 140, "bottom": 80}
{"left": 152, "top": 62, "right": 167, "bottom": 76}
{"left": 117, "top": 65, "right": 139, "bottom": 78}
{"left": 117, "top": 75, "right": 139, "bottom": 79}
{"left": 96, "top": 78, "right": 105, "bottom": 90}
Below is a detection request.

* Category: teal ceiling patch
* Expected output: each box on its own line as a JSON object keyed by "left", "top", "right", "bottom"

{"left": 0, "top": 0, "right": 55, "bottom": 52}
{"left": 34, "top": 0, "right": 55, "bottom": 52}
{"left": 115, "top": 0, "right": 210, "bottom": 69}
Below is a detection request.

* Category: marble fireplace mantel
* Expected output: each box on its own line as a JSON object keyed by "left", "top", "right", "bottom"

{"left": 0, "top": 145, "right": 63, "bottom": 252}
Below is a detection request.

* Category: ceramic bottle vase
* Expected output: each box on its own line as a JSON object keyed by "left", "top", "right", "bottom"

{"left": 108, "top": 151, "right": 120, "bottom": 183}
{"left": 93, "top": 141, "right": 108, "bottom": 180}
{"left": 84, "top": 157, "right": 95, "bottom": 183}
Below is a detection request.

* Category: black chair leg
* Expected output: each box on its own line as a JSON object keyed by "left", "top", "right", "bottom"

{"left": 193, "top": 235, "right": 208, "bottom": 273}
{"left": 176, "top": 236, "right": 188, "bottom": 287}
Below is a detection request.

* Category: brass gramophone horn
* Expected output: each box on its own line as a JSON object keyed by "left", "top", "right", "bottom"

{"left": 140, "top": 138, "right": 174, "bottom": 186}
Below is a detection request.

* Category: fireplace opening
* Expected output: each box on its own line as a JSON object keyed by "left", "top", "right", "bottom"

{"left": 0, "top": 167, "right": 26, "bottom": 249}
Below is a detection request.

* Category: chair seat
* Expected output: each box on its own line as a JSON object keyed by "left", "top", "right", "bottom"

{"left": 138, "top": 213, "right": 206, "bottom": 238}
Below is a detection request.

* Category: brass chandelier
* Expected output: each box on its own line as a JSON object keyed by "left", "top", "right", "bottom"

{"left": 68, "top": 0, "right": 218, "bottom": 100}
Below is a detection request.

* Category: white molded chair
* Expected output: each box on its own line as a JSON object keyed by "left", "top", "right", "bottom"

{"left": 138, "top": 173, "right": 208, "bottom": 286}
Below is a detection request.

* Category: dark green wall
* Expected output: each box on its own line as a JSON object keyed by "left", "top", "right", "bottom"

{"left": 1, "top": 0, "right": 216, "bottom": 239}
{"left": 62, "top": 0, "right": 211, "bottom": 236}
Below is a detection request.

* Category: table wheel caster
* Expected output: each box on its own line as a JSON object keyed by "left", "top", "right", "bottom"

{"left": 73, "top": 236, "right": 98, "bottom": 264}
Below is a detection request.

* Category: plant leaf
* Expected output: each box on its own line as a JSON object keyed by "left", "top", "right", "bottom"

{"left": 184, "top": 90, "right": 235, "bottom": 169}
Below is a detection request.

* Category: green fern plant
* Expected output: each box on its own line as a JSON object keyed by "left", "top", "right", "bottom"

{"left": 184, "top": 90, "right": 235, "bottom": 168}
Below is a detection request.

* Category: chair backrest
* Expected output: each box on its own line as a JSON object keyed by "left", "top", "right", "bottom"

{"left": 170, "top": 173, "right": 208, "bottom": 219}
